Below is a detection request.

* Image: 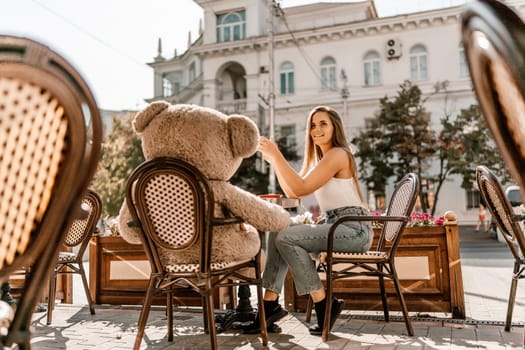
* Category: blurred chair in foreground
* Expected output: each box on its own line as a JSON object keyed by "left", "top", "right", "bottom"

{"left": 0, "top": 35, "right": 102, "bottom": 349}
{"left": 47, "top": 189, "right": 102, "bottom": 325}
{"left": 462, "top": 0, "right": 525, "bottom": 346}
{"left": 125, "top": 157, "right": 268, "bottom": 350}
{"left": 461, "top": 0, "right": 525, "bottom": 189}
{"left": 476, "top": 166, "right": 525, "bottom": 334}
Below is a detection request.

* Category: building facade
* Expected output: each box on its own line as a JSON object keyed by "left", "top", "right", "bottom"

{"left": 146, "top": 0, "right": 525, "bottom": 223}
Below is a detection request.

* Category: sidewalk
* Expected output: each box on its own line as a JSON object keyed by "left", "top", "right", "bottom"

{"left": 28, "top": 225, "right": 525, "bottom": 349}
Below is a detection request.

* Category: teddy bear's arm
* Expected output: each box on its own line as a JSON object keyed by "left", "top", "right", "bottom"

{"left": 212, "top": 182, "right": 291, "bottom": 233}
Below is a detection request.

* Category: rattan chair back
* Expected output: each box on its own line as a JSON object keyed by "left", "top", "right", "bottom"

{"left": 62, "top": 190, "right": 103, "bottom": 255}
{"left": 0, "top": 35, "right": 102, "bottom": 348}
{"left": 126, "top": 157, "right": 212, "bottom": 274}
{"left": 476, "top": 166, "right": 525, "bottom": 260}
{"left": 377, "top": 173, "right": 420, "bottom": 254}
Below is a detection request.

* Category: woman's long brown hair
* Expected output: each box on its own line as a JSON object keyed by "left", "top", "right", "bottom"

{"left": 299, "top": 105, "right": 367, "bottom": 207}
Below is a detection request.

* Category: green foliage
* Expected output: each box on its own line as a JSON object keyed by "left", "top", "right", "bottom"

{"left": 91, "top": 113, "right": 144, "bottom": 218}
{"left": 440, "top": 104, "right": 511, "bottom": 189}
{"left": 353, "top": 80, "right": 510, "bottom": 214}
{"left": 353, "top": 80, "right": 436, "bottom": 210}
{"left": 352, "top": 118, "right": 393, "bottom": 195}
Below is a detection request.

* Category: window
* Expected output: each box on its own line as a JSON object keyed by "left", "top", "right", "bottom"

{"left": 278, "top": 124, "right": 296, "bottom": 148}
{"left": 410, "top": 45, "right": 428, "bottom": 81}
{"left": 363, "top": 51, "right": 381, "bottom": 86}
{"left": 162, "top": 71, "right": 183, "bottom": 97}
{"left": 216, "top": 10, "right": 246, "bottom": 43}
{"left": 189, "top": 62, "right": 196, "bottom": 82}
{"left": 466, "top": 189, "right": 481, "bottom": 209}
{"left": 280, "top": 62, "right": 295, "bottom": 95}
{"left": 162, "top": 78, "right": 172, "bottom": 97}
{"left": 459, "top": 44, "right": 469, "bottom": 77}
{"left": 320, "top": 56, "right": 336, "bottom": 90}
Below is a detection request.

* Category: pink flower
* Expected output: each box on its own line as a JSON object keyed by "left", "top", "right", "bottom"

{"left": 373, "top": 211, "right": 444, "bottom": 227}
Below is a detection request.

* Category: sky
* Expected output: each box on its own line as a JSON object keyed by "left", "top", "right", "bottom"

{"left": 0, "top": 0, "right": 467, "bottom": 111}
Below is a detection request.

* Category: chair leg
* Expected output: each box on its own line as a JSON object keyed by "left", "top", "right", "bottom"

{"left": 204, "top": 282, "right": 218, "bottom": 350}
{"left": 46, "top": 270, "right": 58, "bottom": 325}
{"left": 378, "top": 265, "right": 389, "bottom": 322}
{"left": 391, "top": 267, "right": 413, "bottom": 336}
{"left": 133, "top": 278, "right": 157, "bottom": 350}
{"left": 167, "top": 291, "right": 173, "bottom": 341}
{"left": 305, "top": 295, "right": 313, "bottom": 322}
{"left": 505, "top": 262, "right": 520, "bottom": 332}
{"left": 79, "top": 264, "right": 95, "bottom": 315}
{"left": 201, "top": 296, "right": 208, "bottom": 333}
{"left": 255, "top": 255, "right": 268, "bottom": 346}
{"left": 322, "top": 263, "right": 334, "bottom": 342}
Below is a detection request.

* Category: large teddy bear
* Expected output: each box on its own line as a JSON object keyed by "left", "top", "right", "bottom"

{"left": 119, "top": 101, "right": 291, "bottom": 266}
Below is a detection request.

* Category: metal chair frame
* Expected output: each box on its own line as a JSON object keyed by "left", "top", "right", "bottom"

{"left": 315, "top": 173, "right": 419, "bottom": 341}
{"left": 0, "top": 35, "right": 102, "bottom": 349}
{"left": 125, "top": 157, "right": 268, "bottom": 350}
{"left": 46, "top": 190, "right": 102, "bottom": 325}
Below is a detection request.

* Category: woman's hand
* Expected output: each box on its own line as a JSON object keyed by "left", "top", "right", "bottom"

{"left": 258, "top": 136, "right": 281, "bottom": 164}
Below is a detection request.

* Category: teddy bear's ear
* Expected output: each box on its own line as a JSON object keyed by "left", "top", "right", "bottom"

{"left": 133, "top": 101, "right": 170, "bottom": 133}
{"left": 227, "top": 115, "right": 259, "bottom": 158}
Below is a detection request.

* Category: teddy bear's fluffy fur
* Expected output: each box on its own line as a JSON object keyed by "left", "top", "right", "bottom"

{"left": 118, "top": 101, "right": 291, "bottom": 266}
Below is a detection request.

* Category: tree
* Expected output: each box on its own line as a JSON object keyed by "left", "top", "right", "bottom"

{"left": 446, "top": 105, "right": 511, "bottom": 187}
{"left": 353, "top": 80, "right": 512, "bottom": 215}
{"left": 353, "top": 80, "right": 436, "bottom": 211}
{"left": 352, "top": 117, "right": 394, "bottom": 198}
{"left": 91, "top": 113, "right": 144, "bottom": 218}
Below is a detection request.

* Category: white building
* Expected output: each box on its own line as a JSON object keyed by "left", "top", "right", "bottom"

{"left": 146, "top": 0, "right": 525, "bottom": 223}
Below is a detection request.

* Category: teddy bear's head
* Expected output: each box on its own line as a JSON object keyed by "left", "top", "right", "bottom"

{"left": 133, "top": 101, "right": 259, "bottom": 180}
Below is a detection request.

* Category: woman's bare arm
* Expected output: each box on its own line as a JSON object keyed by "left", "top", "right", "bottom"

{"left": 258, "top": 137, "right": 350, "bottom": 197}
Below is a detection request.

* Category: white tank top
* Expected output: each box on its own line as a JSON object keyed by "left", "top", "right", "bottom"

{"left": 314, "top": 177, "right": 363, "bottom": 213}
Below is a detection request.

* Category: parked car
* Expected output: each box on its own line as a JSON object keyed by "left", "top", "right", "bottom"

{"left": 493, "top": 186, "right": 524, "bottom": 241}
{"left": 506, "top": 185, "right": 523, "bottom": 207}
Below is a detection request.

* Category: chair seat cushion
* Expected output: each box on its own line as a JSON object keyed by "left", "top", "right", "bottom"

{"left": 164, "top": 258, "right": 253, "bottom": 273}
{"left": 319, "top": 250, "right": 387, "bottom": 263}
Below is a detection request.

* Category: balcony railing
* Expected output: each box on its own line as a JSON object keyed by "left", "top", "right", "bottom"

{"left": 216, "top": 99, "right": 247, "bottom": 114}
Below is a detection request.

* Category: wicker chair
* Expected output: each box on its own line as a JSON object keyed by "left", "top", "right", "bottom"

{"left": 476, "top": 166, "right": 525, "bottom": 336}
{"left": 313, "top": 173, "right": 419, "bottom": 341}
{"left": 46, "top": 189, "right": 102, "bottom": 325}
{"left": 0, "top": 35, "right": 102, "bottom": 349}
{"left": 462, "top": 3, "right": 525, "bottom": 345}
{"left": 125, "top": 157, "right": 268, "bottom": 350}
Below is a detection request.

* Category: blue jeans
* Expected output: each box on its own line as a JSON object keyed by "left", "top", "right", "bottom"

{"left": 262, "top": 206, "right": 373, "bottom": 296}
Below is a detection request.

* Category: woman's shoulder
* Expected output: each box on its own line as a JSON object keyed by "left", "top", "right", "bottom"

{"left": 325, "top": 147, "right": 348, "bottom": 157}
{"left": 324, "top": 147, "right": 350, "bottom": 164}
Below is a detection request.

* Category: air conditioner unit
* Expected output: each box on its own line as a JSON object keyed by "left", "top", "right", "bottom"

{"left": 386, "top": 38, "right": 402, "bottom": 59}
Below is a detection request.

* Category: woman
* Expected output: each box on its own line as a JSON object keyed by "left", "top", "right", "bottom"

{"left": 246, "top": 106, "right": 373, "bottom": 335}
{"left": 476, "top": 203, "right": 488, "bottom": 232}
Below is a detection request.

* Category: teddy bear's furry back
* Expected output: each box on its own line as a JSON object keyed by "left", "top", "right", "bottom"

{"left": 133, "top": 103, "right": 259, "bottom": 181}
{"left": 118, "top": 102, "right": 291, "bottom": 268}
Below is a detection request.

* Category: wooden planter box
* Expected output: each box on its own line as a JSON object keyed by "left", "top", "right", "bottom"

{"left": 9, "top": 257, "right": 71, "bottom": 304}
{"left": 89, "top": 236, "right": 233, "bottom": 308}
{"left": 284, "top": 219, "right": 466, "bottom": 319}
